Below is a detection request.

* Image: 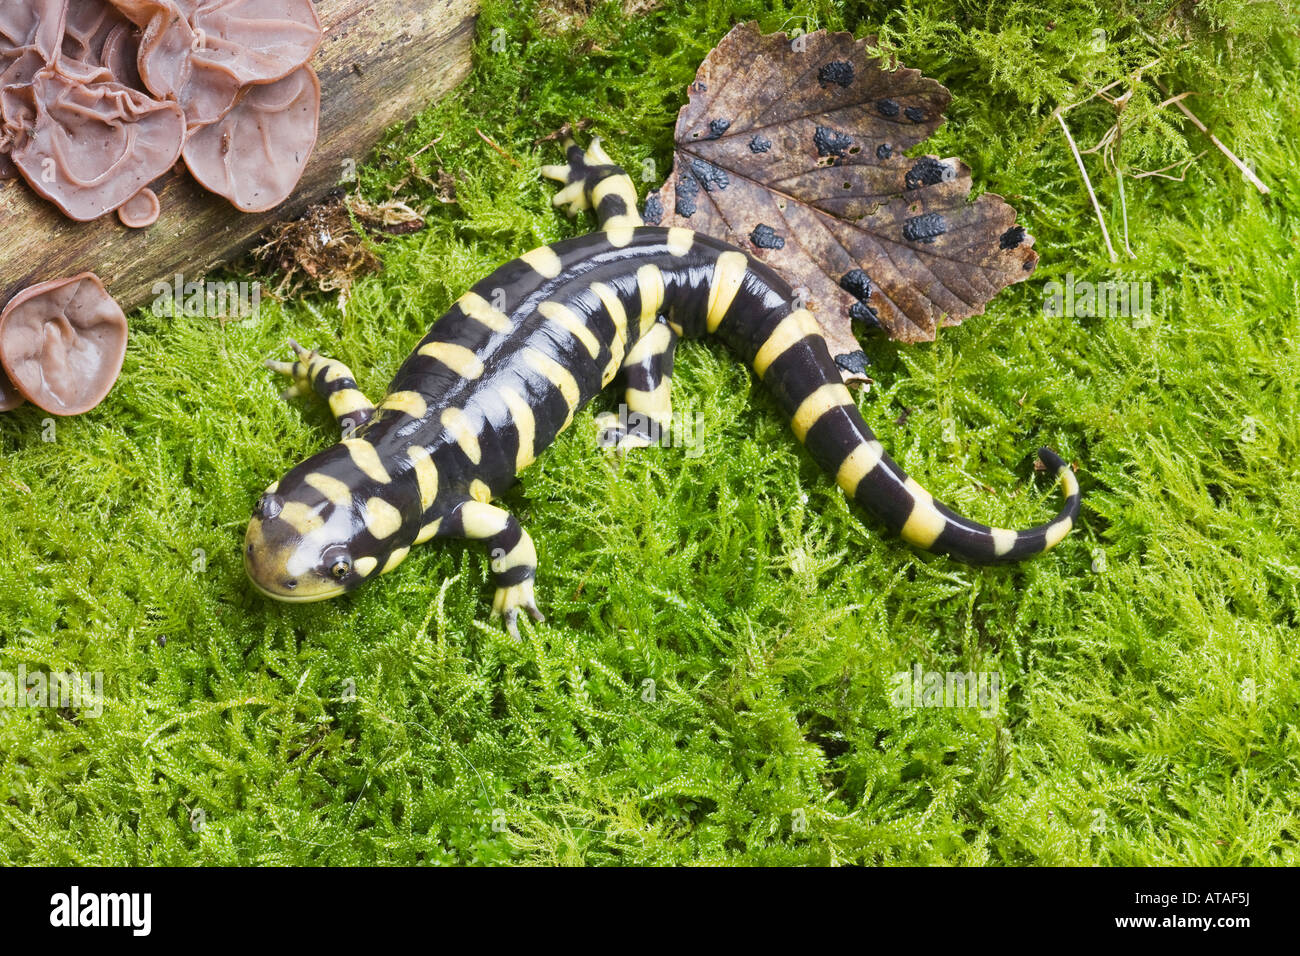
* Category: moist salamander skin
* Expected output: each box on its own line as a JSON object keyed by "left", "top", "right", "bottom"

{"left": 246, "top": 139, "right": 1080, "bottom": 634}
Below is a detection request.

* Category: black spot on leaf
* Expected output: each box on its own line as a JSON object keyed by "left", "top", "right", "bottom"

{"left": 750, "top": 224, "right": 785, "bottom": 249}
{"left": 814, "top": 126, "right": 854, "bottom": 157}
{"left": 707, "top": 118, "right": 731, "bottom": 139}
{"left": 675, "top": 174, "right": 699, "bottom": 217}
{"left": 839, "top": 269, "right": 874, "bottom": 301}
{"left": 841, "top": 270, "right": 881, "bottom": 328}
{"left": 904, "top": 105, "right": 926, "bottom": 122}
{"left": 1000, "top": 225, "right": 1026, "bottom": 249}
{"left": 643, "top": 191, "right": 664, "bottom": 225}
{"left": 876, "top": 98, "right": 900, "bottom": 117}
{"left": 818, "top": 60, "right": 854, "bottom": 88}
{"left": 835, "top": 350, "right": 871, "bottom": 374}
{"left": 876, "top": 143, "right": 892, "bottom": 160}
{"left": 903, "top": 212, "right": 947, "bottom": 243}
{"left": 850, "top": 301, "right": 882, "bottom": 329}
{"left": 690, "top": 158, "right": 729, "bottom": 192}
{"left": 749, "top": 134, "right": 772, "bottom": 153}
{"left": 905, "top": 156, "right": 948, "bottom": 190}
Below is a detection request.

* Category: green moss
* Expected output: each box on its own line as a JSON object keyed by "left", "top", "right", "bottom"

{"left": 0, "top": 0, "right": 1296, "bottom": 864}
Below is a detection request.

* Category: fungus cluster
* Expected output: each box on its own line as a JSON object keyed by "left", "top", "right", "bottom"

{"left": 2, "top": 0, "right": 322, "bottom": 220}
{"left": 0, "top": 0, "right": 324, "bottom": 415}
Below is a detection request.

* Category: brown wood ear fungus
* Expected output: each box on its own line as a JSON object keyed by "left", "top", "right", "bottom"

{"left": 0, "top": 273, "right": 128, "bottom": 416}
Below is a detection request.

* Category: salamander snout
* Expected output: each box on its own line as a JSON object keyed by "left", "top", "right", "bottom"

{"left": 244, "top": 481, "right": 358, "bottom": 603}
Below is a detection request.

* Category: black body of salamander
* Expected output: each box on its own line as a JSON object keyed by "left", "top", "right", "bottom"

{"left": 245, "top": 139, "right": 1080, "bottom": 633}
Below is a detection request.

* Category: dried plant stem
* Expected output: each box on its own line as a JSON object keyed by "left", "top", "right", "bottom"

{"left": 1153, "top": 80, "right": 1269, "bottom": 194}
{"left": 1133, "top": 151, "right": 1206, "bottom": 181}
{"left": 1116, "top": 166, "right": 1134, "bottom": 258}
{"left": 1059, "top": 56, "right": 1165, "bottom": 112}
{"left": 476, "top": 128, "right": 521, "bottom": 167}
{"left": 1056, "top": 109, "right": 1118, "bottom": 263}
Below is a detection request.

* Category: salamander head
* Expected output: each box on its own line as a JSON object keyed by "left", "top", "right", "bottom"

{"left": 244, "top": 454, "right": 373, "bottom": 603}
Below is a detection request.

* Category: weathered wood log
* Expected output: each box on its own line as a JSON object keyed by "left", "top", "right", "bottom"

{"left": 0, "top": 0, "right": 478, "bottom": 312}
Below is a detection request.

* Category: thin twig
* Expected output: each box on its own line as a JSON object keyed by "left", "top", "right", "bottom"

{"left": 476, "top": 128, "right": 521, "bottom": 168}
{"left": 1155, "top": 91, "right": 1195, "bottom": 110}
{"left": 1058, "top": 56, "right": 1165, "bottom": 112}
{"left": 1132, "top": 151, "right": 1207, "bottom": 181}
{"left": 1116, "top": 167, "right": 1134, "bottom": 258}
{"left": 410, "top": 134, "right": 445, "bottom": 159}
{"left": 1080, "top": 122, "right": 1119, "bottom": 156}
{"left": 1089, "top": 102, "right": 1134, "bottom": 259}
{"left": 1056, "top": 109, "right": 1118, "bottom": 262}
{"left": 1150, "top": 79, "right": 1269, "bottom": 194}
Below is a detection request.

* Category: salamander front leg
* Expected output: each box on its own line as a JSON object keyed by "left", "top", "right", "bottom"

{"left": 596, "top": 321, "right": 678, "bottom": 451}
{"left": 266, "top": 339, "right": 377, "bottom": 438}
{"left": 445, "top": 499, "right": 545, "bottom": 639}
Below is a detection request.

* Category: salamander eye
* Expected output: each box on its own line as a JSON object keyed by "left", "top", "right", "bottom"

{"left": 330, "top": 558, "right": 352, "bottom": 580}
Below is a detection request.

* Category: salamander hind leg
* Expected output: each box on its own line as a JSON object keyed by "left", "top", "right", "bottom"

{"left": 444, "top": 498, "right": 545, "bottom": 639}
{"left": 596, "top": 320, "right": 678, "bottom": 452}
{"left": 267, "top": 339, "right": 377, "bottom": 438}
{"left": 541, "top": 134, "right": 643, "bottom": 240}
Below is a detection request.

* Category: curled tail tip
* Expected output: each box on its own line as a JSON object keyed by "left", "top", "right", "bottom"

{"left": 979, "top": 447, "right": 1080, "bottom": 561}
{"left": 1036, "top": 446, "right": 1080, "bottom": 511}
{"left": 1037, "top": 446, "right": 1067, "bottom": 471}
{"left": 1033, "top": 446, "right": 1081, "bottom": 557}
{"left": 1039, "top": 442, "right": 1079, "bottom": 486}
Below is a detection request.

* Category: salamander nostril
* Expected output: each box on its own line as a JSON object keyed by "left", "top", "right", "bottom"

{"left": 247, "top": 543, "right": 254, "bottom": 555}
{"left": 285, "top": 580, "right": 298, "bottom": 590}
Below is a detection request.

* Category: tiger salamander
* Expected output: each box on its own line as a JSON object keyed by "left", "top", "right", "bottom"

{"left": 245, "top": 138, "right": 1080, "bottom": 634}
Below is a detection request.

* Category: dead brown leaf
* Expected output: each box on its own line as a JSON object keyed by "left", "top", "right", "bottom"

{"left": 653, "top": 22, "right": 1037, "bottom": 370}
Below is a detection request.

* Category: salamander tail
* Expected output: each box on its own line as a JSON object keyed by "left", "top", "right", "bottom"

{"left": 839, "top": 439, "right": 1080, "bottom": 563}
{"left": 715, "top": 291, "right": 1080, "bottom": 563}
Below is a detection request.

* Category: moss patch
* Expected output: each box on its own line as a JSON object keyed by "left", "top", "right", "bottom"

{"left": 0, "top": 0, "right": 1296, "bottom": 864}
